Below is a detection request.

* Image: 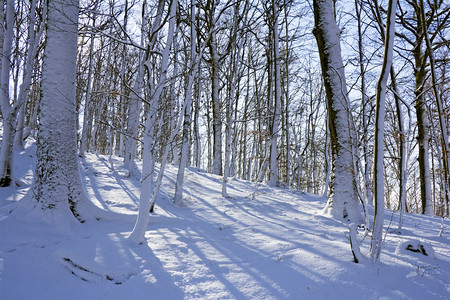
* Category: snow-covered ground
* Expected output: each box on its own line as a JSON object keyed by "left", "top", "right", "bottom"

{"left": 1, "top": 139, "right": 449, "bottom": 299}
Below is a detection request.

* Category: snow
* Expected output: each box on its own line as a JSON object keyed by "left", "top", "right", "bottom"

{"left": 1, "top": 139, "right": 450, "bottom": 299}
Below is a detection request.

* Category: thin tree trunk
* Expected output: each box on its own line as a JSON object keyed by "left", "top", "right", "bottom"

{"left": 79, "top": 7, "right": 97, "bottom": 157}
{"left": 419, "top": 0, "right": 450, "bottom": 217}
{"left": 0, "top": 0, "right": 15, "bottom": 187}
{"left": 124, "top": 0, "right": 146, "bottom": 176}
{"left": 269, "top": 1, "right": 281, "bottom": 187}
{"left": 371, "top": 0, "right": 397, "bottom": 264}
{"left": 175, "top": 0, "right": 198, "bottom": 206}
{"left": 128, "top": 0, "right": 177, "bottom": 244}
{"left": 14, "top": 0, "right": 43, "bottom": 150}
{"left": 210, "top": 31, "right": 222, "bottom": 176}
{"left": 410, "top": 4, "right": 434, "bottom": 215}
{"left": 355, "top": 0, "right": 373, "bottom": 206}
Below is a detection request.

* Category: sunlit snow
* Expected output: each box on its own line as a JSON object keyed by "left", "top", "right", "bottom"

{"left": 1, "top": 138, "right": 449, "bottom": 299}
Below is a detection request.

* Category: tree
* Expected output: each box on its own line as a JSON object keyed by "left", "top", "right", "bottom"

{"left": 0, "top": 0, "right": 16, "bottom": 187}
{"left": 32, "top": 0, "right": 88, "bottom": 224}
{"left": 418, "top": 0, "right": 450, "bottom": 217}
{"left": 222, "top": 1, "right": 245, "bottom": 197}
{"left": 174, "top": 0, "right": 197, "bottom": 205}
{"left": 268, "top": 0, "right": 282, "bottom": 187}
{"left": 14, "top": 0, "right": 46, "bottom": 150}
{"left": 204, "top": 0, "right": 224, "bottom": 176}
{"left": 313, "top": 0, "right": 361, "bottom": 222}
{"left": 128, "top": 0, "right": 178, "bottom": 245}
{"left": 371, "top": 0, "right": 397, "bottom": 264}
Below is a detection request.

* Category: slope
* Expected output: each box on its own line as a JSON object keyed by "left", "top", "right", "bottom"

{"left": 0, "top": 140, "right": 449, "bottom": 299}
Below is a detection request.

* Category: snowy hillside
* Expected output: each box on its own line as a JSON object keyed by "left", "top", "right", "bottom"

{"left": 1, "top": 140, "right": 449, "bottom": 299}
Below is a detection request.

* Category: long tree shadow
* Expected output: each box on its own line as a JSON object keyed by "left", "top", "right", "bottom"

{"left": 56, "top": 221, "right": 184, "bottom": 298}
{"left": 152, "top": 201, "right": 333, "bottom": 299}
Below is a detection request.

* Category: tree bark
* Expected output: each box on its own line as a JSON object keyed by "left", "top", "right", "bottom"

{"left": 268, "top": 1, "right": 281, "bottom": 187}
{"left": 371, "top": 0, "right": 397, "bottom": 264}
{"left": 313, "top": 0, "right": 361, "bottom": 222}
{"left": 419, "top": 0, "right": 450, "bottom": 217}
{"left": 0, "top": 0, "right": 15, "bottom": 187}
{"left": 128, "top": 0, "right": 178, "bottom": 244}
{"left": 32, "top": 0, "right": 87, "bottom": 224}
{"left": 174, "top": 0, "right": 197, "bottom": 205}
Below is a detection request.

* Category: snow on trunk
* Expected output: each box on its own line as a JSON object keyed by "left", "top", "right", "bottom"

{"left": 175, "top": 0, "right": 198, "bottom": 205}
{"left": 32, "top": 0, "right": 88, "bottom": 224}
{"left": 222, "top": 6, "right": 243, "bottom": 198}
{"left": 268, "top": 2, "right": 281, "bottom": 187}
{"left": 79, "top": 7, "right": 97, "bottom": 158}
{"left": 391, "top": 66, "right": 409, "bottom": 231}
{"left": 124, "top": 15, "right": 145, "bottom": 176}
{"left": 0, "top": 0, "right": 15, "bottom": 187}
{"left": 14, "top": 0, "right": 43, "bottom": 150}
{"left": 210, "top": 27, "right": 222, "bottom": 176}
{"left": 419, "top": 0, "right": 450, "bottom": 217}
{"left": 371, "top": 0, "right": 397, "bottom": 264}
{"left": 128, "top": 0, "right": 178, "bottom": 245}
{"left": 313, "top": 0, "right": 361, "bottom": 223}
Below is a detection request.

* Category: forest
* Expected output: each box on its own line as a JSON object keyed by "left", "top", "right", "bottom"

{"left": 1, "top": 0, "right": 450, "bottom": 298}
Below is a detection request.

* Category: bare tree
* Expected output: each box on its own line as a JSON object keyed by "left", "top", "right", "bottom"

{"left": 371, "top": 0, "right": 397, "bottom": 264}
{"left": 32, "top": 0, "right": 89, "bottom": 224}
{"left": 313, "top": 0, "right": 361, "bottom": 222}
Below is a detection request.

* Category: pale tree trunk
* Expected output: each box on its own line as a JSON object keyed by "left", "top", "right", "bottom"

{"left": 123, "top": 66, "right": 142, "bottom": 176}
{"left": 117, "top": 0, "right": 130, "bottom": 158}
{"left": 175, "top": 0, "right": 198, "bottom": 205}
{"left": 14, "top": 0, "right": 43, "bottom": 150}
{"left": 32, "top": 0, "right": 89, "bottom": 225}
{"left": 373, "top": 0, "right": 409, "bottom": 229}
{"left": 268, "top": 1, "right": 281, "bottom": 187}
{"left": 322, "top": 119, "right": 331, "bottom": 197}
{"left": 391, "top": 67, "right": 409, "bottom": 231}
{"left": 283, "top": 3, "right": 291, "bottom": 188}
{"left": 168, "top": 28, "right": 179, "bottom": 166}
{"left": 193, "top": 75, "right": 201, "bottom": 168}
{"left": 371, "top": 0, "right": 397, "bottom": 264}
{"left": 355, "top": 0, "right": 373, "bottom": 207}
{"left": 222, "top": 7, "right": 242, "bottom": 198}
{"left": 204, "top": 1, "right": 223, "bottom": 176}
{"left": 313, "top": 0, "right": 361, "bottom": 222}
{"left": 150, "top": 33, "right": 186, "bottom": 211}
{"left": 79, "top": 5, "right": 97, "bottom": 157}
{"left": 0, "top": 0, "right": 15, "bottom": 187}
{"left": 124, "top": 0, "right": 146, "bottom": 176}
{"left": 128, "top": 0, "right": 177, "bottom": 245}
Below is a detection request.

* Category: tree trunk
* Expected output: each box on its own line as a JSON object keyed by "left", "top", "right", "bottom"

{"left": 79, "top": 7, "right": 97, "bottom": 158}
{"left": 313, "top": 0, "right": 361, "bottom": 222}
{"left": 412, "top": 6, "right": 433, "bottom": 215}
{"left": 124, "top": 0, "right": 146, "bottom": 176}
{"left": 128, "top": 0, "right": 177, "bottom": 244}
{"left": 14, "top": 0, "right": 42, "bottom": 150}
{"left": 32, "top": 0, "right": 87, "bottom": 224}
{"left": 355, "top": 0, "right": 373, "bottom": 206}
{"left": 0, "top": 0, "right": 15, "bottom": 187}
{"left": 371, "top": 0, "right": 397, "bottom": 264}
{"left": 175, "top": 0, "right": 200, "bottom": 205}
{"left": 210, "top": 31, "right": 223, "bottom": 176}
{"left": 268, "top": 1, "right": 281, "bottom": 187}
{"left": 391, "top": 66, "right": 408, "bottom": 231}
{"left": 419, "top": 0, "right": 450, "bottom": 217}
